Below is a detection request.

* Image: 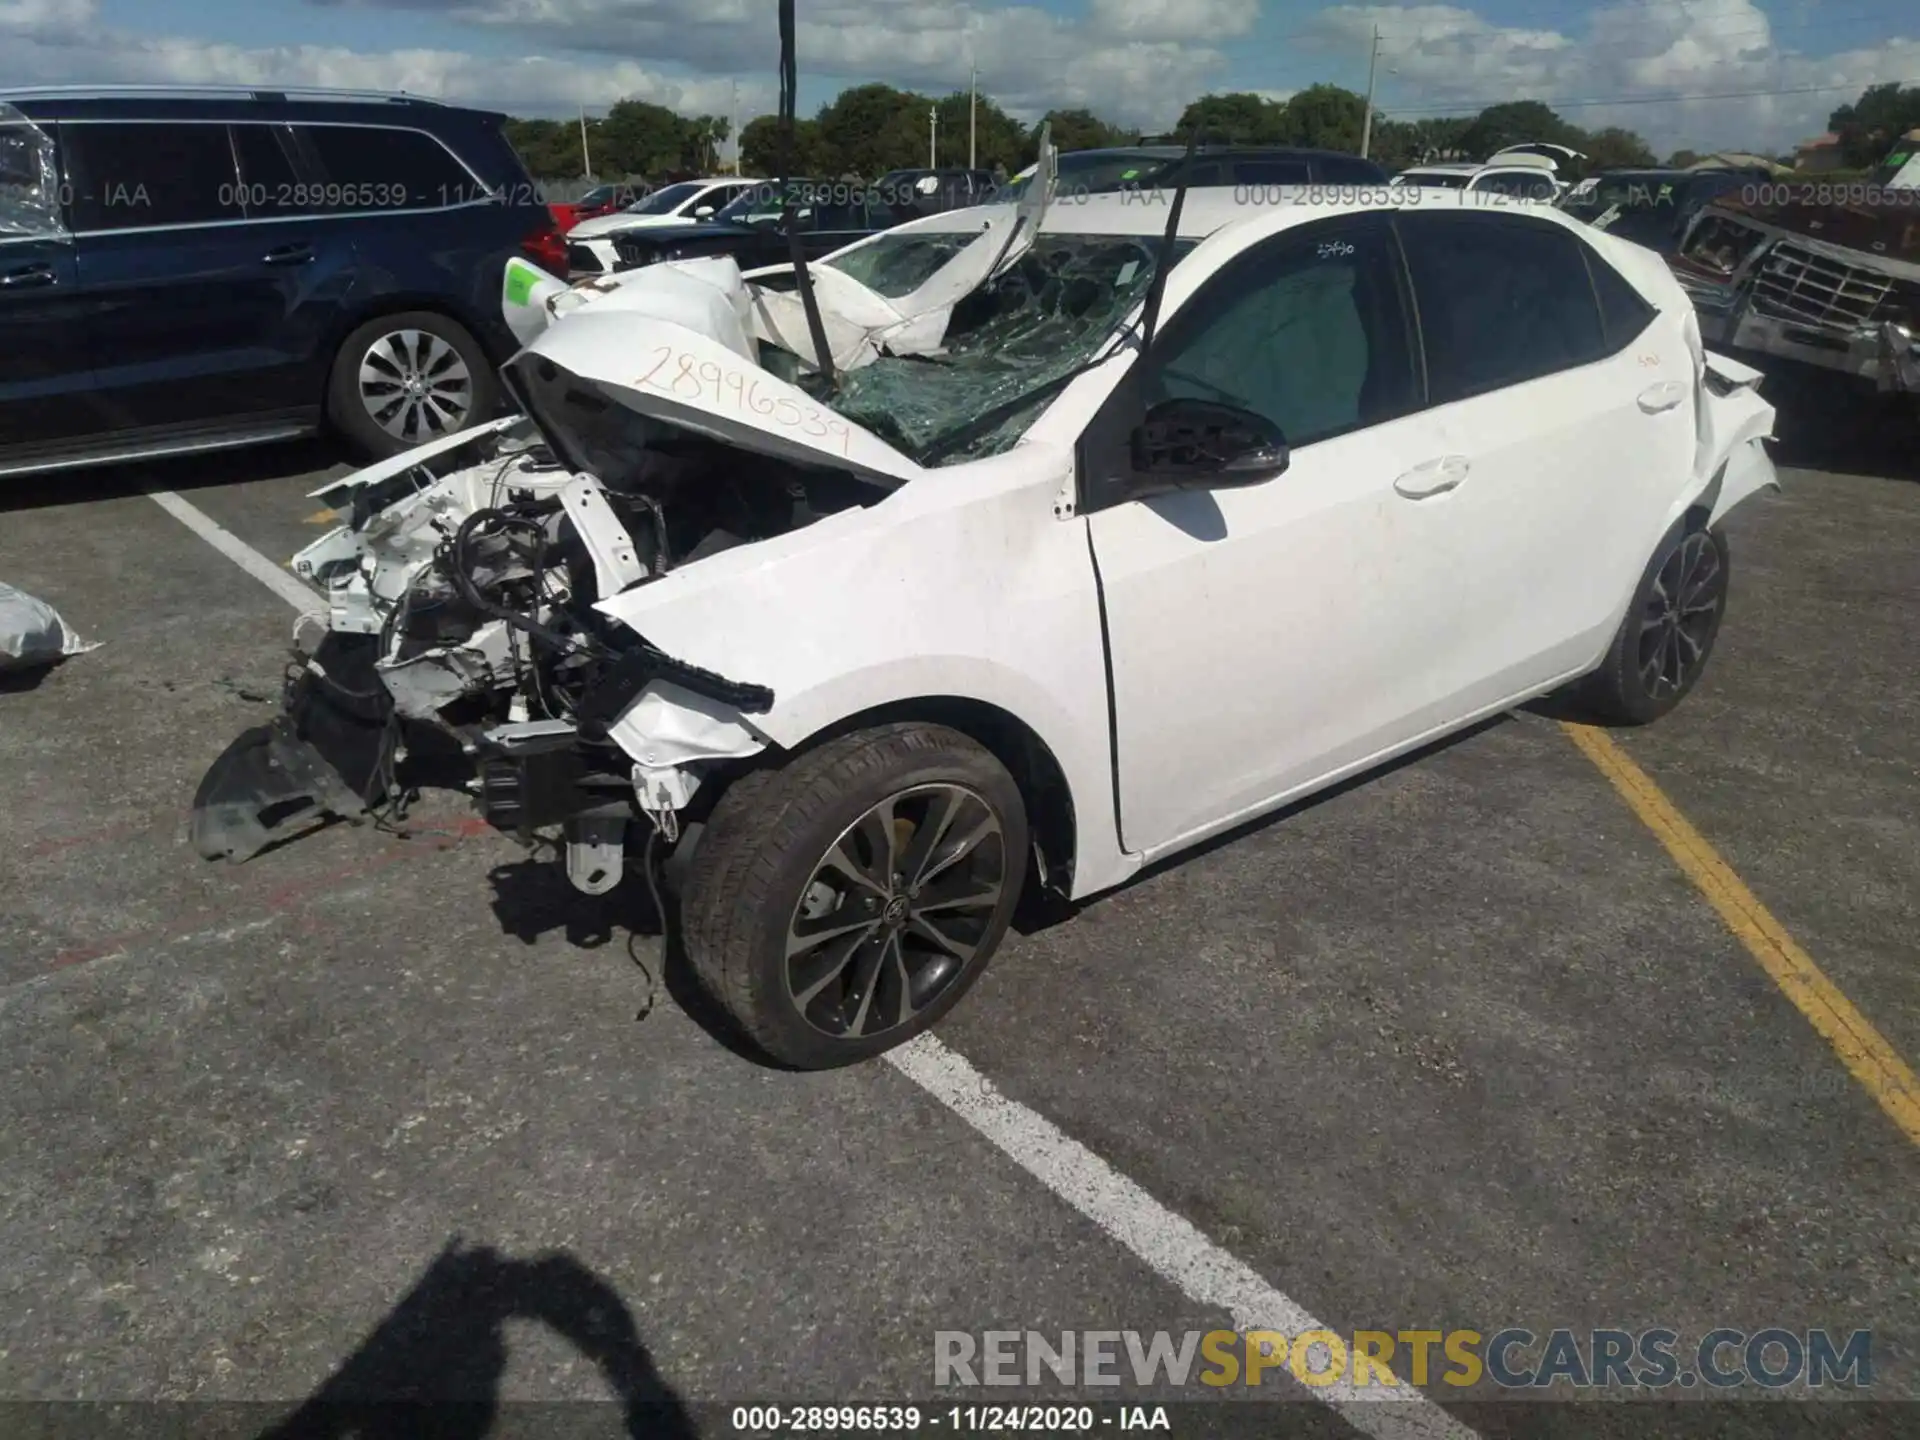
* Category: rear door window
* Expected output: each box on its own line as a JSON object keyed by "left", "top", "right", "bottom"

{"left": 1316, "top": 155, "right": 1388, "bottom": 185}
{"left": 1231, "top": 159, "right": 1312, "bottom": 186}
{"left": 60, "top": 121, "right": 242, "bottom": 231}
{"left": 229, "top": 123, "right": 316, "bottom": 218}
{"left": 1397, "top": 212, "right": 1609, "bottom": 402}
{"left": 294, "top": 124, "right": 475, "bottom": 210}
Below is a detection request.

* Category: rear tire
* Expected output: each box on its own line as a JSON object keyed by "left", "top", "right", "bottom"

{"left": 1578, "top": 519, "right": 1731, "bottom": 726}
{"left": 679, "top": 724, "right": 1028, "bottom": 1069}
{"left": 326, "top": 311, "right": 499, "bottom": 462}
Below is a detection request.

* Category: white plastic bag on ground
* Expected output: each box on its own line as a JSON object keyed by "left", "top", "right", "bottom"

{"left": 0, "top": 584, "right": 99, "bottom": 671}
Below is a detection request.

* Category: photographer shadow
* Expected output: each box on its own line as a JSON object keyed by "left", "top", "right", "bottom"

{"left": 256, "top": 1238, "right": 694, "bottom": 1440}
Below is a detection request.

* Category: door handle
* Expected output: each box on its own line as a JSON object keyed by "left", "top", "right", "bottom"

{"left": 262, "top": 244, "right": 315, "bottom": 266}
{"left": 1393, "top": 454, "right": 1469, "bottom": 499}
{"left": 1637, "top": 380, "right": 1686, "bottom": 412}
{"left": 0, "top": 263, "right": 56, "bottom": 289}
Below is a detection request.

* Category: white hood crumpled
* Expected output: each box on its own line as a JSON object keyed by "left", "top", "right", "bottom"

{"left": 497, "top": 135, "right": 1060, "bottom": 478}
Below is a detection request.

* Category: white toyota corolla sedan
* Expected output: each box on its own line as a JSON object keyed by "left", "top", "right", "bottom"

{"left": 193, "top": 176, "right": 1780, "bottom": 1070}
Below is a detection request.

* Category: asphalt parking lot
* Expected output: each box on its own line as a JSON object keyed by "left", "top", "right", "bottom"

{"left": 2, "top": 370, "right": 1917, "bottom": 1438}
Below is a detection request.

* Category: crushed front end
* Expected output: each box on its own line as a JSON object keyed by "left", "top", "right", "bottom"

{"left": 1669, "top": 199, "right": 1920, "bottom": 395}
{"left": 188, "top": 406, "right": 871, "bottom": 891}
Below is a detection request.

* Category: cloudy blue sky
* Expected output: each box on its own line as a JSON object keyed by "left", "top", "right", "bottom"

{"left": 3, "top": 0, "right": 1914, "bottom": 155}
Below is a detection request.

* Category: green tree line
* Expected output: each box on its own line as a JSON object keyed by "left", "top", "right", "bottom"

{"left": 506, "top": 81, "right": 1910, "bottom": 185}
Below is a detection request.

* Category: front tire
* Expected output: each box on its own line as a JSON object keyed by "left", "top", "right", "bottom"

{"left": 1579, "top": 519, "right": 1731, "bottom": 725}
{"left": 326, "top": 311, "right": 500, "bottom": 461}
{"left": 679, "top": 724, "right": 1028, "bottom": 1069}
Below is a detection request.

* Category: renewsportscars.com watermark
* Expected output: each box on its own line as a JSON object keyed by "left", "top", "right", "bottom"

{"left": 934, "top": 1328, "right": 1873, "bottom": 1391}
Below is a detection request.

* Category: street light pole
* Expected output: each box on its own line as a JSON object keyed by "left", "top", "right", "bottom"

{"left": 579, "top": 103, "right": 593, "bottom": 179}
{"left": 929, "top": 105, "right": 938, "bottom": 168}
{"left": 969, "top": 63, "right": 978, "bottom": 169}
{"left": 1359, "top": 23, "right": 1381, "bottom": 159}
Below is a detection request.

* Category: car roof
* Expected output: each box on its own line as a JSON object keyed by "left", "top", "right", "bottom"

{"left": 883, "top": 186, "right": 1581, "bottom": 244}
{"left": 1059, "top": 143, "right": 1376, "bottom": 162}
{"left": 1, "top": 89, "right": 502, "bottom": 126}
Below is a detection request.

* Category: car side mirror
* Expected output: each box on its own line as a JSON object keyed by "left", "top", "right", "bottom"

{"left": 693, "top": 205, "right": 715, "bottom": 218}
{"left": 1126, "top": 399, "right": 1290, "bottom": 494}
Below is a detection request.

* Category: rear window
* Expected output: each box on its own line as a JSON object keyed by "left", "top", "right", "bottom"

{"left": 1231, "top": 159, "right": 1311, "bottom": 186}
{"left": 229, "top": 123, "right": 314, "bottom": 217}
{"left": 1585, "top": 248, "right": 1658, "bottom": 349}
{"left": 1399, "top": 212, "right": 1609, "bottom": 401}
{"left": 1317, "top": 155, "right": 1389, "bottom": 184}
{"left": 295, "top": 124, "right": 476, "bottom": 209}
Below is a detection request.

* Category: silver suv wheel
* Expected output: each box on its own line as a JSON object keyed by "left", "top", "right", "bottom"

{"left": 356, "top": 328, "right": 474, "bottom": 441}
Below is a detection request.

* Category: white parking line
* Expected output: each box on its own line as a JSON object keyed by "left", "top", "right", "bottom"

{"left": 166, "top": 495, "right": 1479, "bottom": 1440}
{"left": 148, "top": 490, "right": 323, "bottom": 613}
{"left": 891, "top": 1037, "right": 1477, "bottom": 1438}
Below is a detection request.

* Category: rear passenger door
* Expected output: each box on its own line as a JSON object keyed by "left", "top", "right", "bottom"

{"left": 60, "top": 118, "right": 349, "bottom": 435}
{"left": 1393, "top": 210, "right": 1692, "bottom": 701}
{"left": 287, "top": 121, "right": 503, "bottom": 355}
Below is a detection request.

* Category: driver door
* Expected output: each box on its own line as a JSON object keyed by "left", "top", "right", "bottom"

{"left": 1080, "top": 216, "right": 1470, "bottom": 857}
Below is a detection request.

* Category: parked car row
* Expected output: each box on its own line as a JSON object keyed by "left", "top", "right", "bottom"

{"left": 562, "top": 148, "right": 1395, "bottom": 283}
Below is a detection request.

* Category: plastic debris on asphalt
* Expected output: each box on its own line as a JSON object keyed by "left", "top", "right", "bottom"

{"left": 0, "top": 584, "right": 100, "bottom": 672}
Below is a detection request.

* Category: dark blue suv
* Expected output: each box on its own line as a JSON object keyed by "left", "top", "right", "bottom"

{"left": 0, "top": 85, "right": 565, "bottom": 479}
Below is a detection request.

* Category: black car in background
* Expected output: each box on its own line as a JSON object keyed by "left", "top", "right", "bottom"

{"left": 871, "top": 167, "right": 997, "bottom": 218}
{"left": 0, "top": 84, "right": 563, "bottom": 478}
{"left": 605, "top": 178, "right": 929, "bottom": 274}
{"left": 1558, "top": 167, "right": 1769, "bottom": 256}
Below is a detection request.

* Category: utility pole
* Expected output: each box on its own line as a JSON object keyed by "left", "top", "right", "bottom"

{"left": 929, "top": 105, "right": 938, "bottom": 168}
{"left": 1359, "top": 23, "right": 1381, "bottom": 159}
{"left": 969, "top": 63, "right": 978, "bottom": 169}
{"left": 579, "top": 103, "right": 593, "bottom": 179}
{"left": 728, "top": 80, "right": 739, "bottom": 174}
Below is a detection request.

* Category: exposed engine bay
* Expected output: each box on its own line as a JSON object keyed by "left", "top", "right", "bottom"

{"left": 190, "top": 413, "right": 872, "bottom": 889}
{"left": 187, "top": 133, "right": 1082, "bottom": 890}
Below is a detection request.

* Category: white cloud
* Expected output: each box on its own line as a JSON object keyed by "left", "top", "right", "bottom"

{"left": 289, "top": 0, "right": 1251, "bottom": 127}
{"left": 3, "top": 16, "right": 768, "bottom": 119}
{"left": 1317, "top": 2, "right": 1920, "bottom": 153}
{"left": 4, "top": 0, "right": 1918, "bottom": 153}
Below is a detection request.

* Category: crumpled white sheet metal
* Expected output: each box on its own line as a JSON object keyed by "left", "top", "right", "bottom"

{"left": 0, "top": 584, "right": 98, "bottom": 671}
{"left": 497, "top": 126, "right": 1061, "bottom": 377}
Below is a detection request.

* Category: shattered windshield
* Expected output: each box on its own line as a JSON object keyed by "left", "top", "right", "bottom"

{"left": 817, "top": 232, "right": 1201, "bottom": 466}
{"left": 1, "top": 106, "right": 69, "bottom": 242}
{"left": 627, "top": 181, "right": 704, "bottom": 215}
{"left": 711, "top": 180, "right": 852, "bottom": 227}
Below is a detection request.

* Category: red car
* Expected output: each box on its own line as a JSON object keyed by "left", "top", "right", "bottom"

{"left": 571, "top": 181, "right": 648, "bottom": 224}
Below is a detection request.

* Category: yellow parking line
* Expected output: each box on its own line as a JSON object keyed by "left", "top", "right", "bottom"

{"left": 1561, "top": 720, "right": 1920, "bottom": 1147}
{"left": 303, "top": 509, "right": 337, "bottom": 525}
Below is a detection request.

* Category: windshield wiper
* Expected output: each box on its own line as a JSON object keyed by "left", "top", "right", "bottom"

{"left": 776, "top": 0, "right": 836, "bottom": 389}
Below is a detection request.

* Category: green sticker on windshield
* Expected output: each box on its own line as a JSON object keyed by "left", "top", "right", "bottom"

{"left": 1120, "top": 169, "right": 1140, "bottom": 179}
{"left": 504, "top": 258, "right": 539, "bottom": 307}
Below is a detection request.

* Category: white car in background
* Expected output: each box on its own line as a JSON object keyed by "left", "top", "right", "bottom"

{"left": 1396, "top": 149, "right": 1574, "bottom": 201}
{"left": 566, "top": 177, "right": 761, "bottom": 277}
{"left": 194, "top": 177, "right": 1780, "bottom": 1071}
